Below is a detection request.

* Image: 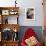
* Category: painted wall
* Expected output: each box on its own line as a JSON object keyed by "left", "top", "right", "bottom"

{"left": 18, "top": 0, "right": 43, "bottom": 26}
{"left": 0, "top": 0, "right": 43, "bottom": 26}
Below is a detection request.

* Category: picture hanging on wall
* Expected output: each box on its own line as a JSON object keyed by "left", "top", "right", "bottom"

{"left": 25, "top": 7, "right": 35, "bottom": 20}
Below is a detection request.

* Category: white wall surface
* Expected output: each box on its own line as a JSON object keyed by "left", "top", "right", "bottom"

{"left": 0, "top": 0, "right": 43, "bottom": 26}
{"left": 18, "top": 0, "right": 44, "bottom": 26}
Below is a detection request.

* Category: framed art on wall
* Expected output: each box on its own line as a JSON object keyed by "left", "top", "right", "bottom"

{"left": 25, "top": 7, "right": 35, "bottom": 20}
{"left": 2, "top": 10, "right": 9, "bottom": 15}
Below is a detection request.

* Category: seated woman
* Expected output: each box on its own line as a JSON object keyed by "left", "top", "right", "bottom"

{"left": 21, "top": 28, "right": 41, "bottom": 46}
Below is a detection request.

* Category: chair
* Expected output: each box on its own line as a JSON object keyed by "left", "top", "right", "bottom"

{"left": 21, "top": 28, "right": 41, "bottom": 46}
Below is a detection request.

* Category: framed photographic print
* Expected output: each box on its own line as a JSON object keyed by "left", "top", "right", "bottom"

{"left": 9, "top": 10, "right": 18, "bottom": 15}
{"left": 25, "top": 7, "right": 35, "bottom": 20}
{"left": 2, "top": 10, "right": 9, "bottom": 15}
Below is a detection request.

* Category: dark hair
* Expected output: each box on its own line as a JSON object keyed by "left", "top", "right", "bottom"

{"left": 26, "top": 8, "right": 34, "bottom": 19}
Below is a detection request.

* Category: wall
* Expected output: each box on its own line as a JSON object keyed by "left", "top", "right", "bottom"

{"left": 0, "top": 0, "right": 44, "bottom": 26}
{"left": 18, "top": 0, "right": 43, "bottom": 26}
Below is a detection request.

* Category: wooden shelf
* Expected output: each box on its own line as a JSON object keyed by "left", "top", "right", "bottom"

{"left": 0, "top": 7, "right": 19, "bottom": 10}
{"left": 0, "top": 7, "right": 19, "bottom": 24}
{"left": 0, "top": 40, "right": 19, "bottom": 46}
{"left": 0, "top": 7, "right": 20, "bottom": 46}
{"left": 0, "top": 24, "right": 20, "bottom": 32}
